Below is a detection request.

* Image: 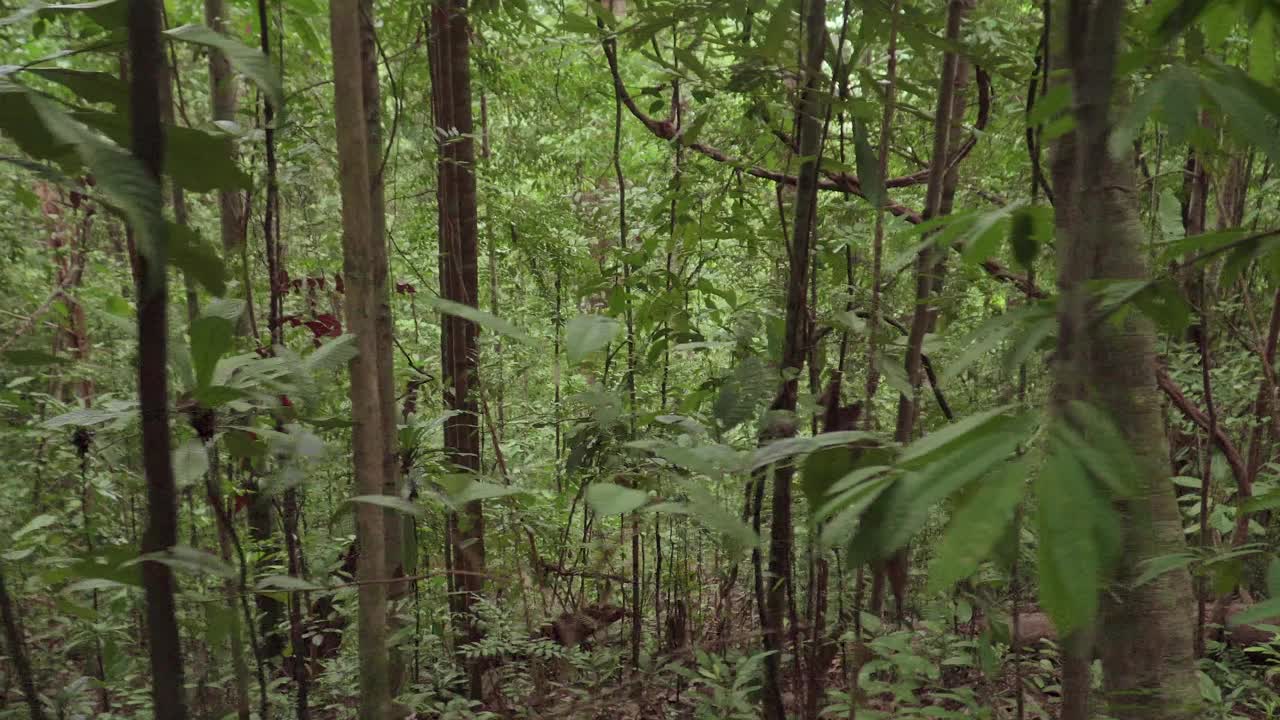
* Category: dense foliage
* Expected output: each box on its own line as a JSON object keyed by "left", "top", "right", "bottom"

{"left": 1, "top": 0, "right": 1280, "bottom": 718}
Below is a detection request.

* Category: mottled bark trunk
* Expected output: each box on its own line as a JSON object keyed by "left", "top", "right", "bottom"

{"left": 329, "top": 0, "right": 391, "bottom": 717}
{"left": 1051, "top": 3, "right": 1200, "bottom": 718}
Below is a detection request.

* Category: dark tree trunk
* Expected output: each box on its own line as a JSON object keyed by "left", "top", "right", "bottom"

{"left": 0, "top": 567, "right": 46, "bottom": 720}
{"left": 759, "top": 1, "right": 828, "bottom": 717}
{"left": 429, "top": 0, "right": 486, "bottom": 699}
{"left": 129, "top": 1, "right": 187, "bottom": 717}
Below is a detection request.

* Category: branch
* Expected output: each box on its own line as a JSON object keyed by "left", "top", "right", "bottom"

{"left": 1156, "top": 365, "right": 1249, "bottom": 492}
{"left": 600, "top": 36, "right": 1038, "bottom": 296}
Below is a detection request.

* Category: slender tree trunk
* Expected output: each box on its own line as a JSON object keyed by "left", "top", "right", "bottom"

{"left": 758, "top": 1, "right": 828, "bottom": 717}
{"left": 429, "top": 0, "right": 486, "bottom": 698}
{"left": 1051, "top": 3, "right": 1200, "bottom": 718}
{"left": 876, "top": 0, "right": 967, "bottom": 623}
{"left": 204, "top": 0, "right": 247, "bottom": 330}
{"left": 329, "top": 1, "right": 391, "bottom": 718}
{"left": 129, "top": 1, "right": 187, "bottom": 717}
{"left": 0, "top": 566, "right": 46, "bottom": 720}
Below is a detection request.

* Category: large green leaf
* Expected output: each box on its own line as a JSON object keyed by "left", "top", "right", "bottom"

{"left": 1035, "top": 446, "right": 1119, "bottom": 635}
{"left": 168, "top": 222, "right": 227, "bottom": 295}
{"left": 1, "top": 0, "right": 126, "bottom": 29}
{"left": 302, "top": 333, "right": 359, "bottom": 374}
{"left": 74, "top": 111, "right": 249, "bottom": 193}
{"left": 29, "top": 96, "right": 166, "bottom": 289}
{"left": 928, "top": 454, "right": 1029, "bottom": 592}
{"left": 846, "top": 414, "right": 1024, "bottom": 567}
{"left": 423, "top": 296, "right": 532, "bottom": 343}
{"left": 681, "top": 479, "right": 759, "bottom": 557}
{"left": 189, "top": 315, "right": 234, "bottom": 391}
{"left": 165, "top": 24, "right": 284, "bottom": 113}
{"left": 28, "top": 68, "right": 127, "bottom": 106}
{"left": 566, "top": 314, "right": 622, "bottom": 364}
{"left": 586, "top": 482, "right": 648, "bottom": 515}
{"left": 346, "top": 494, "right": 425, "bottom": 518}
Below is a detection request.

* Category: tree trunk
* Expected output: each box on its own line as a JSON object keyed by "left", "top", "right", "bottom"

{"left": 1051, "top": 3, "right": 1200, "bottom": 718}
{"left": 129, "top": 1, "right": 187, "bottom": 717}
{"left": 759, "top": 1, "right": 828, "bottom": 717}
{"left": 429, "top": 0, "right": 486, "bottom": 699}
{"left": 329, "top": 1, "right": 391, "bottom": 718}
{"left": 204, "top": 0, "right": 247, "bottom": 331}
{"left": 0, "top": 566, "right": 47, "bottom": 720}
{"left": 876, "top": 0, "right": 968, "bottom": 624}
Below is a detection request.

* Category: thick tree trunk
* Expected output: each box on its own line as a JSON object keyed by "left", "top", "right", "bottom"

{"left": 129, "top": 2, "right": 187, "bottom": 718}
{"left": 429, "top": 0, "right": 486, "bottom": 699}
{"left": 329, "top": 1, "right": 391, "bottom": 718}
{"left": 1051, "top": 4, "right": 1200, "bottom": 718}
{"left": 358, "top": 0, "right": 408, "bottom": 695}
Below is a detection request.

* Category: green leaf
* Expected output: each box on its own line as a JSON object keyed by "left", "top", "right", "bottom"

{"left": 1133, "top": 552, "right": 1197, "bottom": 588}
{"left": 586, "top": 482, "right": 648, "bottom": 515}
{"left": 189, "top": 315, "right": 234, "bottom": 391}
{"left": 565, "top": 314, "right": 622, "bottom": 364}
{"left": 3, "top": 349, "right": 70, "bottom": 366}
{"left": 656, "top": 444, "right": 745, "bottom": 479}
{"left": 172, "top": 439, "right": 209, "bottom": 490}
{"left": 74, "top": 111, "right": 249, "bottom": 193}
{"left": 301, "top": 333, "right": 359, "bottom": 375}
{"left": 1229, "top": 597, "right": 1280, "bottom": 626}
{"left": 30, "top": 96, "right": 166, "bottom": 290}
{"left": 346, "top": 494, "right": 425, "bottom": 518}
{"left": 1009, "top": 205, "right": 1045, "bottom": 270}
{"left": 1268, "top": 556, "right": 1280, "bottom": 598}
{"left": 714, "top": 356, "right": 773, "bottom": 431}
{"left": 897, "top": 404, "right": 1016, "bottom": 468}
{"left": 13, "top": 514, "right": 57, "bottom": 540}
{"left": 424, "top": 296, "right": 532, "bottom": 343}
{"left": 165, "top": 24, "right": 284, "bottom": 113}
{"left": 1035, "top": 447, "right": 1118, "bottom": 634}
{"left": 1202, "top": 66, "right": 1280, "bottom": 166}
{"left": 446, "top": 479, "right": 525, "bottom": 506}
{"left": 134, "top": 546, "right": 235, "bottom": 579}
{"left": 1250, "top": 10, "right": 1276, "bottom": 84}
{"left": 28, "top": 68, "right": 127, "bottom": 106}
{"left": 167, "top": 222, "right": 227, "bottom": 295}
{"left": 801, "top": 446, "right": 857, "bottom": 509}
{"left": 853, "top": 118, "right": 885, "bottom": 209}
{"left": 1154, "top": 0, "right": 1215, "bottom": 41}
{"left": 1, "top": 0, "right": 125, "bottom": 29}
{"left": 256, "top": 575, "right": 328, "bottom": 592}
{"left": 847, "top": 417, "right": 1023, "bottom": 567}
{"left": 681, "top": 479, "right": 759, "bottom": 556}
{"left": 928, "top": 455, "right": 1029, "bottom": 592}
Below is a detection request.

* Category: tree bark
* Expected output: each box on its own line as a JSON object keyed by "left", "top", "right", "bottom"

{"left": 129, "top": 1, "right": 187, "bottom": 717}
{"left": 1051, "top": 3, "right": 1200, "bottom": 718}
{"left": 429, "top": 0, "right": 486, "bottom": 699}
{"left": 758, "top": 1, "right": 828, "bottom": 717}
{"left": 0, "top": 566, "right": 47, "bottom": 720}
{"left": 329, "top": 1, "right": 391, "bottom": 718}
{"left": 204, "top": 0, "right": 247, "bottom": 331}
